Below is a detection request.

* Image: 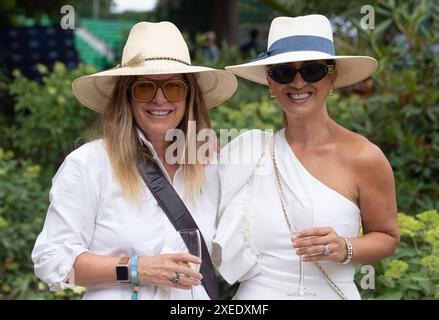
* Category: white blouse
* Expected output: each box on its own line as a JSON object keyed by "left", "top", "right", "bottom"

{"left": 213, "top": 129, "right": 362, "bottom": 299}
{"left": 32, "top": 130, "right": 220, "bottom": 300}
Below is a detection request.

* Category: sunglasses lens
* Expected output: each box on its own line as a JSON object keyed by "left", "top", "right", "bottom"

{"left": 131, "top": 80, "right": 188, "bottom": 102}
{"left": 163, "top": 80, "right": 187, "bottom": 101}
{"left": 132, "top": 81, "right": 156, "bottom": 101}
{"left": 301, "top": 63, "right": 328, "bottom": 83}
{"left": 269, "top": 65, "right": 296, "bottom": 84}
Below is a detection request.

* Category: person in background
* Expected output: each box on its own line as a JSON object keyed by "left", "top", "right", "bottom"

{"left": 203, "top": 31, "right": 220, "bottom": 60}
{"left": 240, "top": 28, "right": 261, "bottom": 55}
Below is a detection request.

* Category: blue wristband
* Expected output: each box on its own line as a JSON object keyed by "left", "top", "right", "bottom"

{"left": 131, "top": 255, "right": 139, "bottom": 285}
{"left": 131, "top": 255, "right": 139, "bottom": 300}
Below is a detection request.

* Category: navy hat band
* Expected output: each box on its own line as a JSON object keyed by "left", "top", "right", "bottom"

{"left": 253, "top": 35, "right": 335, "bottom": 61}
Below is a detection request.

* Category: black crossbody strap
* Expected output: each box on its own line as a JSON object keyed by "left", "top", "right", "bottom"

{"left": 137, "top": 152, "right": 219, "bottom": 300}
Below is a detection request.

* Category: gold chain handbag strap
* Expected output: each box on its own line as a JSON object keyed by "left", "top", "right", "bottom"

{"left": 270, "top": 135, "right": 349, "bottom": 300}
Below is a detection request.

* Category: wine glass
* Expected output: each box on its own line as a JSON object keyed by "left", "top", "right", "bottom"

{"left": 288, "top": 198, "right": 316, "bottom": 297}
{"left": 177, "top": 229, "right": 202, "bottom": 300}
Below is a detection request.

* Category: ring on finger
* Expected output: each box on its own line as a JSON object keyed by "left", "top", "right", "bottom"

{"left": 323, "top": 243, "right": 330, "bottom": 256}
{"left": 170, "top": 272, "right": 181, "bottom": 284}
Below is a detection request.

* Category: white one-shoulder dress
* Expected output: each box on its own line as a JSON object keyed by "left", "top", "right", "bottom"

{"left": 213, "top": 129, "right": 362, "bottom": 300}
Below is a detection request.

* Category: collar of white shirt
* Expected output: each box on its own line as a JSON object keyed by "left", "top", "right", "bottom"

{"left": 135, "top": 126, "right": 179, "bottom": 182}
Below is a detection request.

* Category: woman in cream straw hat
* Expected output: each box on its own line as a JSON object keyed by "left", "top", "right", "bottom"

{"left": 32, "top": 21, "right": 237, "bottom": 300}
{"left": 213, "top": 14, "right": 399, "bottom": 299}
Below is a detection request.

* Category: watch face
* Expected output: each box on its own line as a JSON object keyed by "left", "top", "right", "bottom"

{"left": 116, "top": 266, "right": 129, "bottom": 281}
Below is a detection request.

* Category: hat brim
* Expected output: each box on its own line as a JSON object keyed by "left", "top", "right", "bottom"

{"left": 72, "top": 60, "right": 238, "bottom": 113}
{"left": 225, "top": 51, "right": 377, "bottom": 88}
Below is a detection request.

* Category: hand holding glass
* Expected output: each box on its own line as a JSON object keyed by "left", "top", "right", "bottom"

{"left": 288, "top": 199, "right": 316, "bottom": 297}
{"left": 177, "top": 229, "right": 202, "bottom": 299}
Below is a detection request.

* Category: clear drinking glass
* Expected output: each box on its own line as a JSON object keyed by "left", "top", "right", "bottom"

{"left": 177, "top": 229, "right": 202, "bottom": 300}
{"left": 288, "top": 198, "right": 316, "bottom": 297}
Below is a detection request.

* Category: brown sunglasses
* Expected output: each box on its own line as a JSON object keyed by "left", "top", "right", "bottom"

{"left": 130, "top": 79, "right": 189, "bottom": 102}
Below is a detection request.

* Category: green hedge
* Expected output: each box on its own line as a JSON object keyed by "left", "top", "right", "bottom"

{"left": 356, "top": 210, "right": 439, "bottom": 299}
{"left": 6, "top": 63, "right": 97, "bottom": 183}
{"left": 0, "top": 148, "right": 82, "bottom": 299}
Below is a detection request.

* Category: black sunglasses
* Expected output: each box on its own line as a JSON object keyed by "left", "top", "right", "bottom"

{"left": 268, "top": 62, "right": 334, "bottom": 84}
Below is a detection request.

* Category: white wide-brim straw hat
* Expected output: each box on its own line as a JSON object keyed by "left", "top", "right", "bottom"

{"left": 72, "top": 21, "right": 238, "bottom": 113}
{"left": 226, "top": 15, "right": 378, "bottom": 88}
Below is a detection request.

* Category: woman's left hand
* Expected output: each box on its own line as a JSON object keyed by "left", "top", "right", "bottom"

{"left": 292, "top": 227, "right": 348, "bottom": 263}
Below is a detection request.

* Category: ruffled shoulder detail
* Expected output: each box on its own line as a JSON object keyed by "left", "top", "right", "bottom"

{"left": 218, "top": 129, "right": 273, "bottom": 214}
{"left": 212, "top": 129, "right": 273, "bottom": 284}
{"left": 212, "top": 181, "right": 261, "bottom": 284}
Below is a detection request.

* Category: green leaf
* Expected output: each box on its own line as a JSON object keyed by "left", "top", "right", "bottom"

{"left": 403, "top": 284, "right": 422, "bottom": 291}
{"left": 396, "top": 247, "right": 417, "bottom": 258}
{"left": 418, "top": 281, "right": 432, "bottom": 294}
{"left": 377, "top": 275, "right": 396, "bottom": 288}
{"left": 411, "top": 275, "right": 430, "bottom": 282}
{"left": 377, "top": 288, "right": 403, "bottom": 300}
{"left": 373, "top": 19, "right": 393, "bottom": 38}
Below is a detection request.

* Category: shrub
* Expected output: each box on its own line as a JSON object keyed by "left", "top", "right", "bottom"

{"left": 356, "top": 210, "right": 439, "bottom": 300}
{"left": 0, "top": 148, "right": 83, "bottom": 299}
{"left": 332, "top": 0, "right": 439, "bottom": 213}
{"left": 7, "top": 62, "right": 97, "bottom": 183}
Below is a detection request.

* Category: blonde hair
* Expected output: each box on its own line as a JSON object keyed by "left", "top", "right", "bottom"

{"left": 92, "top": 73, "right": 212, "bottom": 202}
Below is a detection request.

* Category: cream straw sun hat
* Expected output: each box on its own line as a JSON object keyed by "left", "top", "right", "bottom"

{"left": 72, "top": 21, "right": 238, "bottom": 112}
{"left": 226, "top": 14, "right": 378, "bottom": 88}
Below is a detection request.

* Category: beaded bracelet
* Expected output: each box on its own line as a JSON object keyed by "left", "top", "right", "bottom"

{"left": 131, "top": 255, "right": 140, "bottom": 300}
{"left": 339, "top": 237, "right": 353, "bottom": 264}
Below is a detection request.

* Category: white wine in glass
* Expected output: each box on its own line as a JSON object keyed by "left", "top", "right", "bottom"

{"left": 177, "top": 229, "right": 202, "bottom": 299}
{"left": 188, "top": 262, "right": 201, "bottom": 272}
{"left": 288, "top": 198, "right": 316, "bottom": 297}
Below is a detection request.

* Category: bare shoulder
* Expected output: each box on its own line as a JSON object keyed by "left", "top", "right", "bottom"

{"left": 336, "top": 126, "right": 393, "bottom": 180}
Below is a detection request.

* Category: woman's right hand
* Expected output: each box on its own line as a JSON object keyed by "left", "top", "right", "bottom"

{"left": 137, "top": 253, "right": 202, "bottom": 290}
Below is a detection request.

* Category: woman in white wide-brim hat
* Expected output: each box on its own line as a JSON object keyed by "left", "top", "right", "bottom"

{"left": 32, "top": 21, "right": 237, "bottom": 300}
{"left": 212, "top": 15, "right": 400, "bottom": 299}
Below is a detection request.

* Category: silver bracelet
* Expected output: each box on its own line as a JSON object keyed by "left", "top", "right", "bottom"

{"left": 339, "top": 237, "right": 353, "bottom": 264}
